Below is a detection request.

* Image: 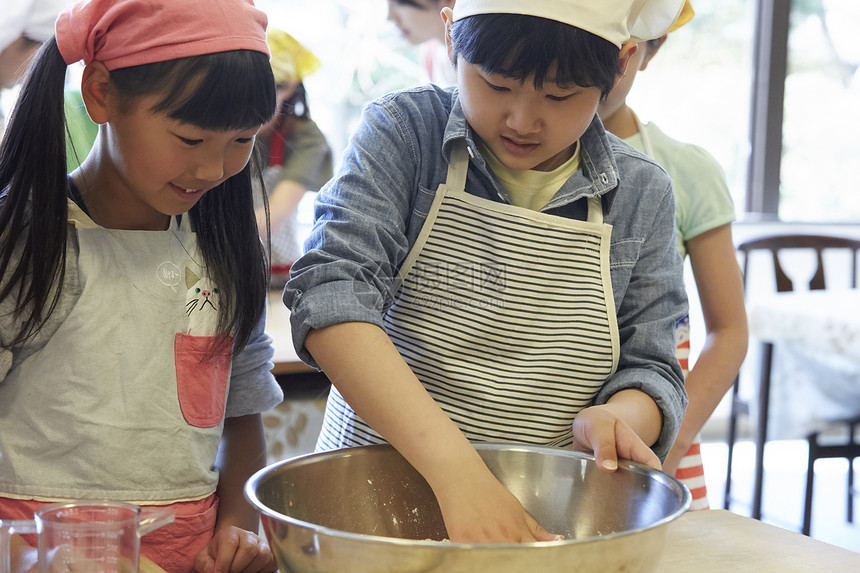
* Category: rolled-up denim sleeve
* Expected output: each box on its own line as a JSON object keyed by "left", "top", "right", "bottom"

{"left": 595, "top": 179, "right": 689, "bottom": 461}
{"left": 284, "top": 98, "right": 422, "bottom": 368}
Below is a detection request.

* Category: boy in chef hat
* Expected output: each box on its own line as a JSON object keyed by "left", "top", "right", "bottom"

{"left": 285, "top": 0, "right": 690, "bottom": 543}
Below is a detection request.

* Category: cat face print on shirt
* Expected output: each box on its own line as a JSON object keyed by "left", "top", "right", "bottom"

{"left": 184, "top": 268, "right": 220, "bottom": 336}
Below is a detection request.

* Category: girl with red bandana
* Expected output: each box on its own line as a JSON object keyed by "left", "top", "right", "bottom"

{"left": 0, "top": 1, "right": 283, "bottom": 571}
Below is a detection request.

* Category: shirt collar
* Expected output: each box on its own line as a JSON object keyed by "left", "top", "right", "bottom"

{"left": 579, "top": 114, "right": 620, "bottom": 195}
{"left": 441, "top": 91, "right": 476, "bottom": 162}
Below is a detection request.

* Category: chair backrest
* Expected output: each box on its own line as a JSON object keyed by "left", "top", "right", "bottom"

{"left": 737, "top": 234, "right": 860, "bottom": 292}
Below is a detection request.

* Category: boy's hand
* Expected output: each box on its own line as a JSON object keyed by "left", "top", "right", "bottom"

{"left": 193, "top": 526, "right": 276, "bottom": 573}
{"left": 571, "top": 405, "right": 662, "bottom": 471}
{"left": 432, "top": 463, "right": 562, "bottom": 544}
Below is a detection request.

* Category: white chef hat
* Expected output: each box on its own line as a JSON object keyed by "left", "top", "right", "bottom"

{"left": 0, "top": 0, "right": 75, "bottom": 52}
{"left": 452, "top": 0, "right": 688, "bottom": 48}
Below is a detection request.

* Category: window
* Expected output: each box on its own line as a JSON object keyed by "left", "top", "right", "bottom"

{"left": 780, "top": 0, "right": 860, "bottom": 222}
{"left": 626, "top": 0, "right": 754, "bottom": 221}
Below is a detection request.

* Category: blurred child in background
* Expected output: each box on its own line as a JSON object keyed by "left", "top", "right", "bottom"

{"left": 0, "top": 0, "right": 73, "bottom": 131}
{"left": 256, "top": 29, "right": 332, "bottom": 289}
{"left": 598, "top": 1, "right": 748, "bottom": 510}
{"left": 386, "top": 0, "right": 457, "bottom": 86}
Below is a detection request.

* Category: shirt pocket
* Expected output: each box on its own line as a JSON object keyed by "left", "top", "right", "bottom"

{"left": 414, "top": 184, "right": 438, "bottom": 218}
{"left": 609, "top": 238, "right": 643, "bottom": 299}
{"left": 174, "top": 333, "right": 232, "bottom": 427}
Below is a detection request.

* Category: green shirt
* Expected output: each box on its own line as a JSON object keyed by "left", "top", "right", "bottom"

{"left": 64, "top": 89, "right": 98, "bottom": 171}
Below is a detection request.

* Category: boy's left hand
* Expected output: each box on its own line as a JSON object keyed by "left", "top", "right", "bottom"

{"left": 571, "top": 405, "right": 661, "bottom": 472}
{"left": 193, "top": 526, "right": 276, "bottom": 573}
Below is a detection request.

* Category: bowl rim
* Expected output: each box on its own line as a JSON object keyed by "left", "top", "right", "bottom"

{"left": 245, "top": 442, "right": 692, "bottom": 549}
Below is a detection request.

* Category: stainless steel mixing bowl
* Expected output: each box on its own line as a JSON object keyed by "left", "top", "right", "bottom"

{"left": 246, "top": 443, "right": 690, "bottom": 572}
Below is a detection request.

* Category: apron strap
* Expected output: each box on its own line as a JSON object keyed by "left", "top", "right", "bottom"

{"left": 444, "top": 142, "right": 471, "bottom": 193}
{"left": 586, "top": 196, "right": 604, "bottom": 225}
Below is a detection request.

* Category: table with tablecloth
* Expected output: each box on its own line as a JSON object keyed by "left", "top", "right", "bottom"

{"left": 747, "top": 289, "right": 860, "bottom": 438}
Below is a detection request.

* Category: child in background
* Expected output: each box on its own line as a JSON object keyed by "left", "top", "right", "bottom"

{"left": 256, "top": 29, "right": 332, "bottom": 289}
{"left": 0, "top": 0, "right": 283, "bottom": 571}
{"left": 0, "top": 0, "right": 73, "bottom": 132}
{"left": 386, "top": 0, "right": 457, "bottom": 86}
{"left": 285, "top": 0, "right": 690, "bottom": 543}
{"left": 0, "top": 0, "right": 99, "bottom": 170}
{"left": 598, "top": 1, "right": 748, "bottom": 510}
{"left": 64, "top": 83, "right": 99, "bottom": 170}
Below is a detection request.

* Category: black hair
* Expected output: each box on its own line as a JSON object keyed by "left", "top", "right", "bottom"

{"left": 280, "top": 82, "right": 311, "bottom": 121}
{"left": 449, "top": 14, "right": 620, "bottom": 96}
{"left": 110, "top": 49, "right": 275, "bottom": 130}
{"left": 268, "top": 82, "right": 313, "bottom": 163}
{"left": 0, "top": 38, "right": 276, "bottom": 358}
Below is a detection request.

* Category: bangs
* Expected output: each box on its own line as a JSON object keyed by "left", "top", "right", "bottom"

{"left": 110, "top": 50, "right": 276, "bottom": 131}
{"left": 450, "top": 14, "right": 620, "bottom": 94}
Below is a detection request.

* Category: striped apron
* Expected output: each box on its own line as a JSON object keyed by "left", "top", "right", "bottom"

{"left": 317, "top": 143, "right": 620, "bottom": 449}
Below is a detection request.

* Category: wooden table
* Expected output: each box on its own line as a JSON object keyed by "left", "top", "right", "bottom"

{"left": 139, "top": 510, "right": 860, "bottom": 572}
{"left": 659, "top": 510, "right": 860, "bottom": 571}
{"left": 266, "top": 290, "right": 315, "bottom": 375}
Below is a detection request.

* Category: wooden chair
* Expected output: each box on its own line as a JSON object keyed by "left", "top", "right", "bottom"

{"left": 804, "top": 418, "right": 859, "bottom": 535}
{"left": 723, "top": 234, "right": 860, "bottom": 534}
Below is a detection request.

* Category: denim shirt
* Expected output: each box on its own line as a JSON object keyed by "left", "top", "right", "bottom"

{"left": 284, "top": 84, "right": 688, "bottom": 459}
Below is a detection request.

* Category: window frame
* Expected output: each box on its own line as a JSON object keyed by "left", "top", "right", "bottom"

{"left": 745, "top": 0, "right": 790, "bottom": 220}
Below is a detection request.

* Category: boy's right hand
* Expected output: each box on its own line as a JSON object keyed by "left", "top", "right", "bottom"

{"left": 305, "top": 324, "right": 563, "bottom": 544}
{"left": 431, "top": 463, "right": 561, "bottom": 544}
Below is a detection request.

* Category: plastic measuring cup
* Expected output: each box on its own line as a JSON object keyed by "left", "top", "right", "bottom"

{"left": 0, "top": 500, "right": 174, "bottom": 573}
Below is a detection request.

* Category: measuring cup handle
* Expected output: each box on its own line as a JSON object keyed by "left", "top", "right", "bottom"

{"left": 138, "top": 508, "right": 175, "bottom": 537}
{"left": 0, "top": 520, "right": 37, "bottom": 573}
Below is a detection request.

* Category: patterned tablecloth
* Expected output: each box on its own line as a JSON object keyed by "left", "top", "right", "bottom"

{"left": 748, "top": 289, "right": 860, "bottom": 438}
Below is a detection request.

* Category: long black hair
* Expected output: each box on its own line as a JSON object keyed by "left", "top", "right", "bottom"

{"left": 0, "top": 38, "right": 276, "bottom": 356}
{"left": 449, "top": 14, "right": 620, "bottom": 96}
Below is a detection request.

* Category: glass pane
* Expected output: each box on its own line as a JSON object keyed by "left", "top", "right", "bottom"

{"left": 625, "top": 0, "right": 754, "bottom": 220}
{"left": 781, "top": 0, "right": 860, "bottom": 222}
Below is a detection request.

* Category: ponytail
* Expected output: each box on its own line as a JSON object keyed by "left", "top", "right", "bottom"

{"left": 0, "top": 37, "right": 70, "bottom": 347}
